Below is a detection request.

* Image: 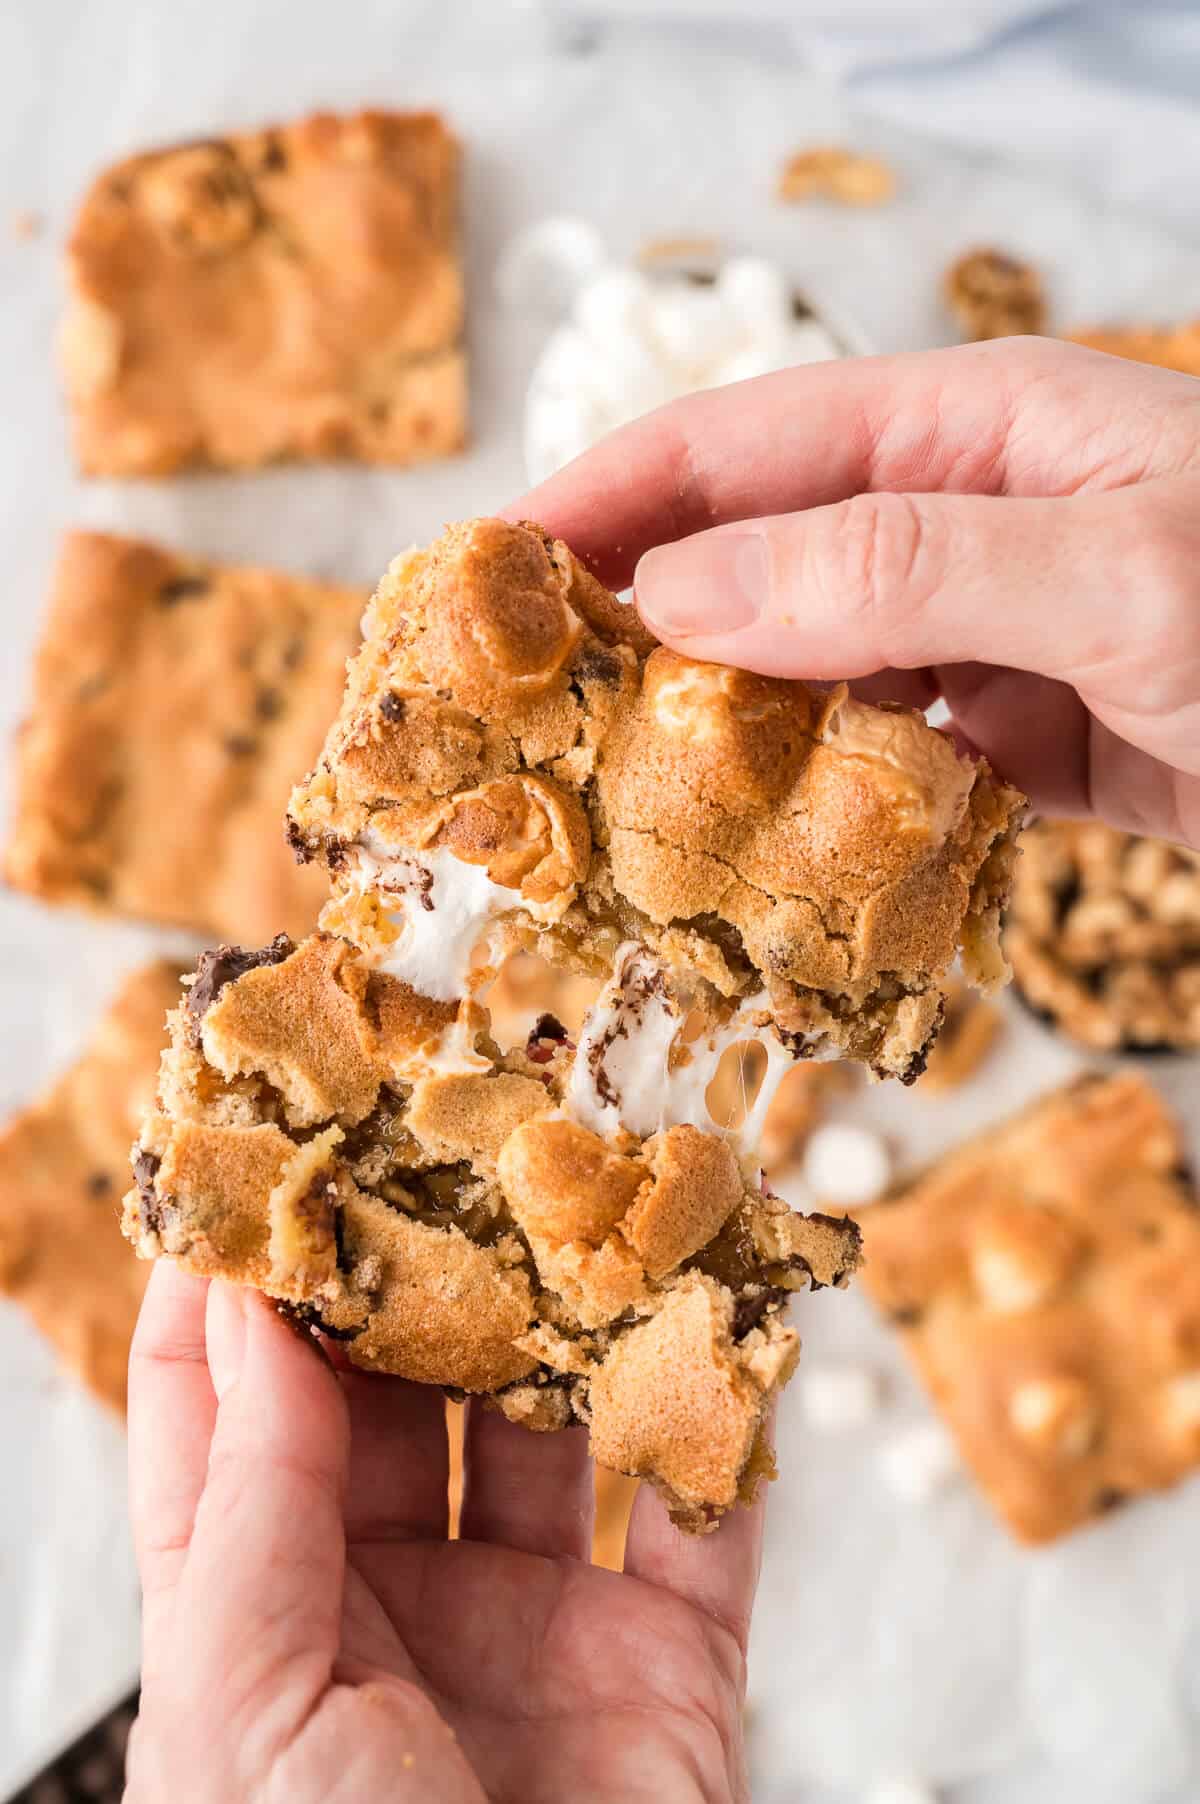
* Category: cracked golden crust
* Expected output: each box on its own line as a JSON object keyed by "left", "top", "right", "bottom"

{"left": 4, "top": 530, "right": 363, "bottom": 941}
{"left": 0, "top": 963, "right": 179, "bottom": 1411}
{"left": 62, "top": 110, "right": 465, "bottom": 474}
{"left": 289, "top": 518, "right": 1025, "bottom": 1079}
{"left": 1006, "top": 818, "right": 1200, "bottom": 1051}
{"left": 125, "top": 933, "right": 861, "bottom": 1526}
{"left": 859, "top": 1073, "right": 1200, "bottom": 1544}
{"left": 587, "top": 1274, "right": 798, "bottom": 1531}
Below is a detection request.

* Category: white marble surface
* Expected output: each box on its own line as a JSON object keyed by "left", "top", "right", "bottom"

{"left": 2, "top": 2, "right": 1200, "bottom": 1798}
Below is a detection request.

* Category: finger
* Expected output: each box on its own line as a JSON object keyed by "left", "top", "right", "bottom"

{"left": 339, "top": 1368, "right": 450, "bottom": 1546}
{"left": 632, "top": 485, "right": 1200, "bottom": 725}
{"left": 127, "top": 1262, "right": 215, "bottom": 1627}
{"left": 623, "top": 1463, "right": 767, "bottom": 1653}
{"left": 940, "top": 665, "right": 1090, "bottom": 814}
{"left": 507, "top": 339, "right": 1200, "bottom": 589}
{"left": 163, "top": 1283, "right": 349, "bottom": 1733}
{"left": 458, "top": 1402, "right": 593, "bottom": 1560}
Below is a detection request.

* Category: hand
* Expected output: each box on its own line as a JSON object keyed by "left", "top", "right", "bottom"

{"left": 125, "top": 1264, "right": 759, "bottom": 1803}
{"left": 512, "top": 337, "right": 1200, "bottom": 847}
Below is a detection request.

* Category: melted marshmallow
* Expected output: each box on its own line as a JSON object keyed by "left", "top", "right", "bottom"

{"left": 821, "top": 693, "right": 973, "bottom": 841}
{"left": 565, "top": 943, "right": 826, "bottom": 1165}
{"left": 345, "top": 837, "right": 538, "bottom": 1003}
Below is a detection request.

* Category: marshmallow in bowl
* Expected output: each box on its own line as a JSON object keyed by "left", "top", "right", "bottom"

{"left": 524, "top": 253, "right": 843, "bottom": 484}
{"left": 495, "top": 215, "right": 607, "bottom": 315}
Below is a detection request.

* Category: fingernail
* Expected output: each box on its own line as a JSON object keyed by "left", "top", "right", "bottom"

{"left": 206, "top": 1281, "right": 248, "bottom": 1401}
{"left": 635, "top": 533, "right": 768, "bottom": 637}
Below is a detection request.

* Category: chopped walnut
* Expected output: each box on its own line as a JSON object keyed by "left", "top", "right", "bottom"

{"left": 777, "top": 146, "right": 896, "bottom": 208}
{"left": 943, "top": 247, "right": 1046, "bottom": 341}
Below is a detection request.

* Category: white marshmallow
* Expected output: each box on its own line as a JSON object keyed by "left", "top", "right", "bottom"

{"left": 574, "top": 265, "right": 654, "bottom": 345}
{"left": 524, "top": 388, "right": 599, "bottom": 487}
{"left": 648, "top": 284, "right": 741, "bottom": 380}
{"left": 524, "top": 255, "right": 848, "bottom": 485}
{"left": 799, "top": 1363, "right": 885, "bottom": 1430}
{"left": 801, "top": 1123, "right": 891, "bottom": 1207}
{"left": 530, "top": 323, "right": 603, "bottom": 398}
{"left": 565, "top": 942, "right": 827, "bottom": 1165}
{"left": 495, "top": 216, "right": 607, "bottom": 316}
{"left": 718, "top": 254, "right": 793, "bottom": 330}
{"left": 878, "top": 1421, "right": 961, "bottom": 1503}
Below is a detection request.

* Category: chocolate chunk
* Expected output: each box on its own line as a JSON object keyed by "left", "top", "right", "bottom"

{"left": 574, "top": 648, "right": 623, "bottom": 687}
{"left": 186, "top": 933, "right": 294, "bottom": 1027}
{"left": 531, "top": 1013, "right": 569, "bottom": 1043}
{"left": 379, "top": 689, "right": 406, "bottom": 722}
{"left": 224, "top": 733, "right": 257, "bottom": 758}
{"left": 278, "top": 1300, "right": 357, "bottom": 1343}
{"left": 281, "top": 633, "right": 306, "bottom": 670}
{"left": 890, "top": 1304, "right": 924, "bottom": 1328}
{"left": 733, "top": 1286, "right": 786, "bottom": 1339}
{"left": 255, "top": 686, "right": 283, "bottom": 721}
{"left": 285, "top": 817, "right": 314, "bottom": 865}
{"left": 132, "top": 1148, "right": 162, "bottom": 1234}
{"left": 1094, "top": 1486, "right": 1128, "bottom": 1515}
{"left": 86, "top": 1171, "right": 113, "bottom": 1198}
{"left": 157, "top": 574, "right": 211, "bottom": 605}
{"left": 260, "top": 137, "right": 287, "bottom": 172}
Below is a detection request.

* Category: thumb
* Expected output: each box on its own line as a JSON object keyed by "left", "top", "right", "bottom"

{"left": 172, "top": 1284, "right": 349, "bottom": 1742}
{"left": 632, "top": 486, "right": 1169, "bottom": 687}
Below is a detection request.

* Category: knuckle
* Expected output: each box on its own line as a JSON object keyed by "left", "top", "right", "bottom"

{"left": 810, "top": 491, "right": 942, "bottom": 664}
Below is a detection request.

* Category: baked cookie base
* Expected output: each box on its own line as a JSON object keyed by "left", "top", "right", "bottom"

{"left": 123, "top": 934, "right": 861, "bottom": 1530}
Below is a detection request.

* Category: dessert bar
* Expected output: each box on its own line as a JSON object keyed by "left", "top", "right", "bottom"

{"left": 859, "top": 1073, "right": 1200, "bottom": 1543}
{"left": 123, "top": 934, "right": 861, "bottom": 1530}
{"left": 288, "top": 517, "right": 1025, "bottom": 1089}
{"left": 6, "top": 530, "right": 364, "bottom": 942}
{"left": 61, "top": 110, "right": 465, "bottom": 474}
{"left": 0, "top": 963, "right": 179, "bottom": 1410}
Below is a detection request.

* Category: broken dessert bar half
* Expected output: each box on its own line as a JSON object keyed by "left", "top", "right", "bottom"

{"left": 61, "top": 110, "right": 464, "bottom": 474}
{"left": 5, "top": 530, "right": 364, "bottom": 943}
{"left": 288, "top": 517, "right": 1024, "bottom": 1086}
{"left": 124, "top": 933, "right": 861, "bottom": 1530}
{"left": 0, "top": 962, "right": 181, "bottom": 1411}
{"left": 859, "top": 1072, "right": 1200, "bottom": 1543}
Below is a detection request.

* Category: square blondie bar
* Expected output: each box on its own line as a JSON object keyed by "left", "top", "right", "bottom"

{"left": 61, "top": 110, "right": 465, "bottom": 474}
{"left": 5, "top": 530, "right": 364, "bottom": 942}
{"left": 0, "top": 963, "right": 180, "bottom": 1411}
{"left": 860, "top": 1073, "right": 1200, "bottom": 1543}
